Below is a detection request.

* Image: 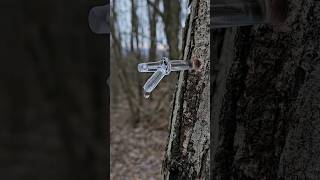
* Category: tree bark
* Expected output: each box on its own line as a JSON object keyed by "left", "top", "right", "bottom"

{"left": 162, "top": 0, "right": 210, "bottom": 179}
{"left": 211, "top": 0, "right": 320, "bottom": 179}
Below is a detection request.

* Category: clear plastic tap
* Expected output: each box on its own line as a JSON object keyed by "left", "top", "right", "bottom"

{"left": 138, "top": 57, "right": 192, "bottom": 98}
{"left": 212, "top": 0, "right": 288, "bottom": 28}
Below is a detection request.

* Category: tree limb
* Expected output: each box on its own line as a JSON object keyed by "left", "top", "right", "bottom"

{"left": 146, "top": 0, "right": 164, "bottom": 19}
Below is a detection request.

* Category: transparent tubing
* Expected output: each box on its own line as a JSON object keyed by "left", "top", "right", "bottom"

{"left": 212, "top": 0, "right": 288, "bottom": 28}
{"left": 138, "top": 60, "right": 191, "bottom": 73}
{"left": 138, "top": 57, "right": 192, "bottom": 97}
{"left": 138, "top": 61, "right": 163, "bottom": 73}
{"left": 143, "top": 70, "right": 166, "bottom": 93}
{"left": 170, "top": 60, "right": 192, "bottom": 72}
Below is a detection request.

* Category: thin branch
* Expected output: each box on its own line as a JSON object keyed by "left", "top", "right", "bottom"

{"left": 146, "top": 0, "right": 164, "bottom": 19}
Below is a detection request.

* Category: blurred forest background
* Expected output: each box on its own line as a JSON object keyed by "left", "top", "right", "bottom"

{"left": 0, "top": 0, "right": 108, "bottom": 179}
{"left": 110, "top": 0, "right": 189, "bottom": 179}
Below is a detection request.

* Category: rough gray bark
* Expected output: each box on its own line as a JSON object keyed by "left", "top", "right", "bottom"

{"left": 211, "top": 0, "right": 320, "bottom": 179}
{"left": 162, "top": 0, "right": 210, "bottom": 179}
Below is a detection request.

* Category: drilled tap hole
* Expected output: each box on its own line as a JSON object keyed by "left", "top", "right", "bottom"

{"left": 192, "top": 58, "right": 202, "bottom": 71}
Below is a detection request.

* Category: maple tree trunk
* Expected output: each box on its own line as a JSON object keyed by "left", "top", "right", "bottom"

{"left": 162, "top": 0, "right": 210, "bottom": 179}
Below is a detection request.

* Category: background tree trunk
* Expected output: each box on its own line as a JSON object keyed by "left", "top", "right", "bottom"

{"left": 146, "top": 0, "right": 181, "bottom": 59}
{"left": 211, "top": 0, "right": 320, "bottom": 179}
{"left": 148, "top": 0, "right": 160, "bottom": 61}
{"left": 162, "top": 0, "right": 210, "bottom": 179}
{"left": 163, "top": 0, "right": 181, "bottom": 59}
{"left": 131, "top": 0, "right": 142, "bottom": 125}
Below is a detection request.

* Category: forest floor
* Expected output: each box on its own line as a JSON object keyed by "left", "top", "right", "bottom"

{"left": 110, "top": 100, "right": 169, "bottom": 180}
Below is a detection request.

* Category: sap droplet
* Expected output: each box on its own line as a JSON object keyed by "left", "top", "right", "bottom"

{"left": 144, "top": 91, "right": 151, "bottom": 99}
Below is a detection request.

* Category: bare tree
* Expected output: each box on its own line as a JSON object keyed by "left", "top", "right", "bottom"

{"left": 111, "top": 0, "right": 141, "bottom": 125}
{"left": 147, "top": 0, "right": 160, "bottom": 60}
{"left": 162, "top": 0, "right": 210, "bottom": 179}
{"left": 162, "top": 0, "right": 181, "bottom": 59}
{"left": 130, "top": 0, "right": 143, "bottom": 125}
{"left": 147, "top": 0, "right": 181, "bottom": 59}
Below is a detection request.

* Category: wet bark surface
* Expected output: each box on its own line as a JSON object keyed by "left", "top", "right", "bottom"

{"left": 211, "top": 0, "right": 320, "bottom": 179}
